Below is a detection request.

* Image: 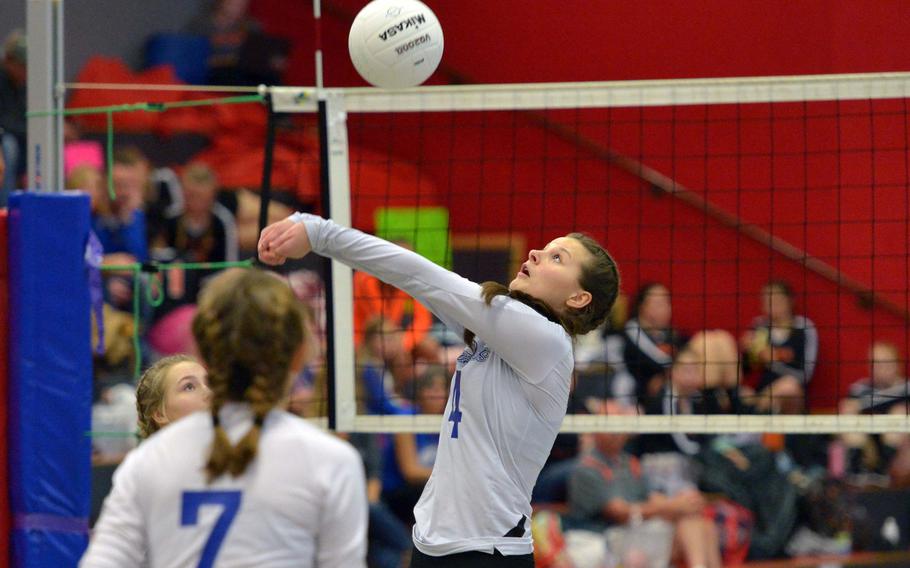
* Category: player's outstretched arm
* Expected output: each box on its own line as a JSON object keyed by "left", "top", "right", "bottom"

{"left": 293, "top": 213, "right": 570, "bottom": 381}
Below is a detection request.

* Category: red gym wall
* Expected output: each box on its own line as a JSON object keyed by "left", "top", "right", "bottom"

{"left": 252, "top": 1, "right": 910, "bottom": 405}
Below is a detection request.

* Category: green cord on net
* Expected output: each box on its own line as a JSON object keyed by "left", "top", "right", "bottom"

{"left": 86, "top": 430, "right": 139, "bottom": 439}
{"left": 26, "top": 93, "right": 265, "bottom": 204}
{"left": 101, "top": 258, "right": 254, "bottom": 378}
{"left": 106, "top": 110, "right": 114, "bottom": 200}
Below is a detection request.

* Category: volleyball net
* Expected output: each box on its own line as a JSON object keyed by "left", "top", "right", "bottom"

{"left": 269, "top": 73, "right": 910, "bottom": 434}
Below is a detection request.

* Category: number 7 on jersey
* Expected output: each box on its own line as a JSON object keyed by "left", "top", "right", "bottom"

{"left": 181, "top": 490, "right": 242, "bottom": 568}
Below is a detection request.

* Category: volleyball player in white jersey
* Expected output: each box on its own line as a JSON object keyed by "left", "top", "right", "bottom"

{"left": 259, "top": 214, "right": 620, "bottom": 567}
{"left": 81, "top": 269, "right": 368, "bottom": 568}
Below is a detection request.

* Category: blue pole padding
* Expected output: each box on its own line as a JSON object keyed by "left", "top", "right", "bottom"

{"left": 7, "top": 192, "right": 92, "bottom": 567}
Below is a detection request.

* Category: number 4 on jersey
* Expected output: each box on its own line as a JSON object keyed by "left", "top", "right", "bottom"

{"left": 448, "top": 370, "right": 463, "bottom": 438}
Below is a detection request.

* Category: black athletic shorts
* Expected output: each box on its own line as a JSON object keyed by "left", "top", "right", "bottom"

{"left": 409, "top": 547, "right": 535, "bottom": 568}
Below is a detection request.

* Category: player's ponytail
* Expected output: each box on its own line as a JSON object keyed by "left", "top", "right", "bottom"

{"left": 463, "top": 283, "right": 563, "bottom": 347}
{"left": 192, "top": 269, "right": 306, "bottom": 483}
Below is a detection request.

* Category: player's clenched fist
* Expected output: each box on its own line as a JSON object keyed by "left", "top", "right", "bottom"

{"left": 258, "top": 215, "right": 312, "bottom": 265}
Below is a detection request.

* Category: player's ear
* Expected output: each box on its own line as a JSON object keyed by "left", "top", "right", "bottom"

{"left": 566, "top": 290, "right": 592, "bottom": 310}
{"left": 152, "top": 406, "right": 169, "bottom": 429}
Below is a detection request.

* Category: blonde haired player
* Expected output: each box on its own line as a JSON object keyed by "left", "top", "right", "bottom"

{"left": 259, "top": 213, "right": 619, "bottom": 567}
{"left": 81, "top": 269, "right": 367, "bottom": 567}
{"left": 135, "top": 354, "right": 211, "bottom": 439}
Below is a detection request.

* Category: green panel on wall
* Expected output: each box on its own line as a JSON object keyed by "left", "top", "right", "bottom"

{"left": 375, "top": 207, "right": 451, "bottom": 269}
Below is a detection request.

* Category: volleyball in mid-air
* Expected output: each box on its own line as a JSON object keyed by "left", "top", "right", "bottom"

{"left": 348, "top": 0, "right": 444, "bottom": 89}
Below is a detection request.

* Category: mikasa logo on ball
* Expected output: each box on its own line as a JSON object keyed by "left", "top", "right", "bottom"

{"left": 349, "top": 0, "right": 443, "bottom": 89}
{"left": 378, "top": 14, "right": 427, "bottom": 41}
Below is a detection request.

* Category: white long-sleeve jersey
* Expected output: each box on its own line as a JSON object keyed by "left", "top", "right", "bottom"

{"left": 80, "top": 404, "right": 367, "bottom": 568}
{"left": 300, "top": 214, "right": 574, "bottom": 556}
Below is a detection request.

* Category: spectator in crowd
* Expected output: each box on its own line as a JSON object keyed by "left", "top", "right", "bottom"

{"left": 186, "top": 0, "right": 287, "bottom": 85}
{"left": 568, "top": 399, "right": 722, "bottom": 568}
{"left": 741, "top": 280, "right": 818, "bottom": 414}
{"left": 153, "top": 162, "right": 237, "bottom": 268}
{"left": 145, "top": 162, "right": 239, "bottom": 358}
{"left": 67, "top": 162, "right": 111, "bottom": 222}
{"left": 845, "top": 341, "right": 910, "bottom": 414}
{"left": 91, "top": 147, "right": 152, "bottom": 312}
{"left": 187, "top": 0, "right": 260, "bottom": 83}
{"left": 357, "top": 316, "right": 413, "bottom": 416}
{"left": 382, "top": 365, "right": 448, "bottom": 526}
{"left": 632, "top": 330, "right": 749, "bottom": 484}
{"left": 92, "top": 147, "right": 150, "bottom": 260}
{"left": 0, "top": 29, "right": 26, "bottom": 206}
{"left": 839, "top": 341, "right": 910, "bottom": 478}
{"left": 354, "top": 241, "right": 444, "bottom": 386}
{"left": 621, "top": 283, "right": 688, "bottom": 407}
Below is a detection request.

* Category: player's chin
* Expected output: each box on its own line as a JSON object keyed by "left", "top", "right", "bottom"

{"left": 508, "top": 277, "right": 525, "bottom": 292}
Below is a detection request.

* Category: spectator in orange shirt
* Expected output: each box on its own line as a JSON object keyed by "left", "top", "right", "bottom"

{"left": 353, "top": 241, "right": 443, "bottom": 383}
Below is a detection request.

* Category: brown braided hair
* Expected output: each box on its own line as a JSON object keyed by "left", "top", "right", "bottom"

{"left": 135, "top": 354, "right": 198, "bottom": 439}
{"left": 464, "top": 233, "right": 620, "bottom": 346}
{"left": 192, "top": 268, "right": 307, "bottom": 482}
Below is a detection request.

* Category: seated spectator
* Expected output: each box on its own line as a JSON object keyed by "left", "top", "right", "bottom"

{"left": 354, "top": 256, "right": 443, "bottom": 384}
{"left": 568, "top": 399, "right": 722, "bottom": 568}
{"left": 0, "top": 29, "right": 26, "bottom": 206}
{"left": 621, "top": 283, "right": 688, "bottom": 407}
{"left": 186, "top": 0, "right": 287, "bottom": 85}
{"left": 95, "top": 147, "right": 149, "bottom": 260}
{"left": 153, "top": 162, "right": 237, "bottom": 267}
{"left": 634, "top": 330, "right": 750, "bottom": 463}
{"left": 357, "top": 317, "right": 413, "bottom": 416}
{"left": 92, "top": 147, "right": 151, "bottom": 312}
{"left": 382, "top": 365, "right": 448, "bottom": 525}
{"left": 150, "top": 162, "right": 238, "bottom": 308}
{"left": 146, "top": 163, "right": 239, "bottom": 357}
{"left": 741, "top": 280, "right": 818, "bottom": 413}
{"left": 839, "top": 341, "right": 910, "bottom": 478}
{"left": 846, "top": 341, "right": 910, "bottom": 414}
{"left": 145, "top": 165, "right": 184, "bottom": 242}
{"left": 67, "top": 162, "right": 111, "bottom": 222}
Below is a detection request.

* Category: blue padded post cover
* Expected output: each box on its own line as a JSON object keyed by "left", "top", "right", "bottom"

{"left": 7, "top": 193, "right": 92, "bottom": 567}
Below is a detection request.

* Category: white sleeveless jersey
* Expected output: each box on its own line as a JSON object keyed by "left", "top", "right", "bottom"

{"left": 301, "top": 215, "right": 574, "bottom": 556}
{"left": 80, "top": 404, "right": 367, "bottom": 568}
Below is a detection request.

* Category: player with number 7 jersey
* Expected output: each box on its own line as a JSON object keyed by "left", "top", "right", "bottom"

{"left": 258, "top": 213, "right": 619, "bottom": 567}
{"left": 81, "top": 269, "right": 367, "bottom": 568}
